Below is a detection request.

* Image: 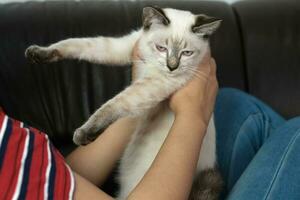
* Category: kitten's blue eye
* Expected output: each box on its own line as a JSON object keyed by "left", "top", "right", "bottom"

{"left": 182, "top": 51, "right": 194, "bottom": 56}
{"left": 156, "top": 44, "right": 167, "bottom": 52}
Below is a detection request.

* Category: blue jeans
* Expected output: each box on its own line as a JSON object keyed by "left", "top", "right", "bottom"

{"left": 215, "top": 88, "right": 300, "bottom": 200}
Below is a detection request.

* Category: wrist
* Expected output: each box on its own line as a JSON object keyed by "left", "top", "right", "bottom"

{"left": 174, "top": 108, "right": 202, "bottom": 119}
{"left": 173, "top": 113, "right": 208, "bottom": 140}
{"left": 174, "top": 110, "right": 207, "bottom": 129}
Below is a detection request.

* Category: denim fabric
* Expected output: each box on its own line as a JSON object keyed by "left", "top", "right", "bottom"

{"left": 215, "top": 88, "right": 300, "bottom": 200}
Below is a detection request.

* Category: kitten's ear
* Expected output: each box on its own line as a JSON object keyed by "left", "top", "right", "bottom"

{"left": 142, "top": 6, "right": 170, "bottom": 30}
{"left": 192, "top": 15, "right": 222, "bottom": 37}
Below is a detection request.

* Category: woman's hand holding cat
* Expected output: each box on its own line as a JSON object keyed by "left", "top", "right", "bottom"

{"left": 128, "top": 51, "right": 219, "bottom": 200}
{"left": 169, "top": 51, "right": 218, "bottom": 126}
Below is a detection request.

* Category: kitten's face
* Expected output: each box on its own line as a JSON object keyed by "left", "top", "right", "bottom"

{"left": 144, "top": 31, "right": 207, "bottom": 76}
{"left": 138, "top": 7, "right": 221, "bottom": 77}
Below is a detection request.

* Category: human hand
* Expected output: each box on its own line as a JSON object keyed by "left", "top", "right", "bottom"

{"left": 131, "top": 41, "right": 142, "bottom": 81}
{"left": 169, "top": 51, "right": 218, "bottom": 126}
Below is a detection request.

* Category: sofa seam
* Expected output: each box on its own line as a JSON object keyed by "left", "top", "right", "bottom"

{"left": 231, "top": 5, "right": 249, "bottom": 92}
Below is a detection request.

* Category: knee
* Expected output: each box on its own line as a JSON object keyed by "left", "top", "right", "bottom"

{"left": 216, "top": 88, "right": 252, "bottom": 111}
{"left": 215, "top": 88, "right": 259, "bottom": 123}
{"left": 218, "top": 88, "right": 247, "bottom": 100}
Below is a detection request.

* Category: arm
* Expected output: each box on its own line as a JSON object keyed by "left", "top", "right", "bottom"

{"left": 128, "top": 114, "right": 207, "bottom": 200}
{"left": 71, "top": 113, "right": 210, "bottom": 200}
{"left": 66, "top": 117, "right": 137, "bottom": 186}
{"left": 128, "top": 52, "right": 218, "bottom": 200}
{"left": 25, "top": 30, "right": 142, "bottom": 65}
{"left": 68, "top": 50, "right": 218, "bottom": 200}
{"left": 73, "top": 172, "right": 114, "bottom": 200}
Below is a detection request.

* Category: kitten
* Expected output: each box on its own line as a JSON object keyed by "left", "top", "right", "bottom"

{"left": 25, "top": 6, "right": 223, "bottom": 200}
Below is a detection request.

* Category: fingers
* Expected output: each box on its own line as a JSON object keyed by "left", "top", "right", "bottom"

{"left": 202, "top": 48, "right": 212, "bottom": 64}
{"left": 131, "top": 41, "right": 140, "bottom": 60}
{"left": 205, "top": 58, "right": 218, "bottom": 112}
{"left": 193, "top": 56, "right": 218, "bottom": 124}
{"left": 189, "top": 56, "right": 217, "bottom": 98}
{"left": 131, "top": 41, "right": 140, "bottom": 81}
{"left": 209, "top": 58, "right": 217, "bottom": 78}
{"left": 196, "top": 50, "right": 213, "bottom": 80}
{"left": 207, "top": 58, "right": 218, "bottom": 91}
{"left": 201, "top": 57, "right": 217, "bottom": 83}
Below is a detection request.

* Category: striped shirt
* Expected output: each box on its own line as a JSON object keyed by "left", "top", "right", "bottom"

{"left": 0, "top": 110, "right": 75, "bottom": 200}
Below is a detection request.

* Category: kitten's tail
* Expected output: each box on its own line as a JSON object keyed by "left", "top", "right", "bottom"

{"left": 188, "top": 168, "right": 223, "bottom": 200}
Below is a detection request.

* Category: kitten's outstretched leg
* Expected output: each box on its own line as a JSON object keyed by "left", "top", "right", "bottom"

{"left": 25, "top": 30, "right": 141, "bottom": 65}
{"left": 73, "top": 76, "right": 181, "bottom": 145}
{"left": 188, "top": 168, "right": 223, "bottom": 200}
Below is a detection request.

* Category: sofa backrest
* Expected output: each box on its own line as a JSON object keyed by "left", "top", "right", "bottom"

{"left": 0, "top": 1, "right": 244, "bottom": 144}
{"left": 233, "top": 0, "right": 300, "bottom": 118}
{"left": 0, "top": 0, "right": 299, "bottom": 145}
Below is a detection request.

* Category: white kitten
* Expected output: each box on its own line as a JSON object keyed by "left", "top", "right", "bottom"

{"left": 25, "top": 6, "right": 223, "bottom": 200}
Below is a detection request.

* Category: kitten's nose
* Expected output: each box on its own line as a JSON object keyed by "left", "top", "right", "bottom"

{"left": 167, "top": 57, "right": 179, "bottom": 71}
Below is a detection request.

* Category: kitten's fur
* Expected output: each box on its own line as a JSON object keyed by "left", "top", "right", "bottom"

{"left": 25, "top": 6, "right": 223, "bottom": 199}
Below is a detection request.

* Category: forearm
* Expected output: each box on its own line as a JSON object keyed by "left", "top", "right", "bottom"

{"left": 66, "top": 117, "right": 137, "bottom": 186}
{"left": 73, "top": 172, "right": 114, "bottom": 200}
{"left": 128, "top": 113, "right": 207, "bottom": 200}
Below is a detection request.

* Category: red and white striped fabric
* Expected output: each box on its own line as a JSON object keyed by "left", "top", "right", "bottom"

{"left": 0, "top": 110, "right": 75, "bottom": 200}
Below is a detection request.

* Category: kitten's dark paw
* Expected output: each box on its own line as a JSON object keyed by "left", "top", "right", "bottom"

{"left": 73, "top": 128, "right": 98, "bottom": 146}
{"left": 25, "top": 45, "right": 61, "bottom": 64}
{"left": 73, "top": 128, "right": 90, "bottom": 146}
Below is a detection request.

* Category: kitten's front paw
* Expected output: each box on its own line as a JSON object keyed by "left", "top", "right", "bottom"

{"left": 73, "top": 127, "right": 99, "bottom": 146}
{"left": 25, "top": 45, "right": 61, "bottom": 64}
{"left": 73, "top": 128, "right": 91, "bottom": 146}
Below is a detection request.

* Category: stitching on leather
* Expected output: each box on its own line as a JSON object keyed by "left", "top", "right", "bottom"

{"left": 232, "top": 6, "right": 249, "bottom": 91}
{"left": 263, "top": 127, "right": 300, "bottom": 200}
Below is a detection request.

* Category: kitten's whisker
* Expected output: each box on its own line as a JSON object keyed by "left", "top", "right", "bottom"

{"left": 184, "top": 68, "right": 208, "bottom": 80}
{"left": 190, "top": 71, "right": 204, "bottom": 80}
{"left": 184, "top": 67, "right": 208, "bottom": 78}
{"left": 184, "top": 67, "right": 201, "bottom": 73}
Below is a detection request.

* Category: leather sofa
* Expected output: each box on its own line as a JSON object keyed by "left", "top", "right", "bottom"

{"left": 0, "top": 0, "right": 299, "bottom": 196}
